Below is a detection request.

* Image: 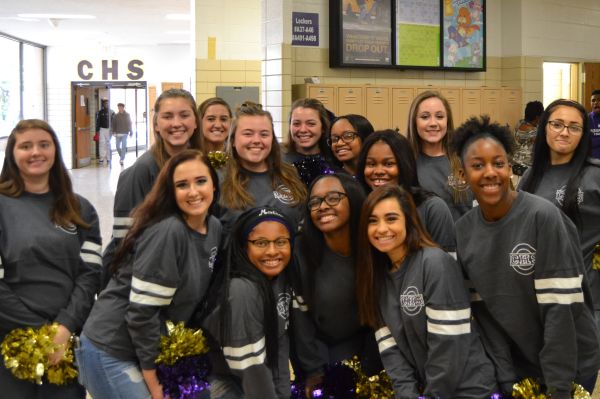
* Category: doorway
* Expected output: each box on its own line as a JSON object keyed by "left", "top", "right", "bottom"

{"left": 542, "top": 62, "right": 579, "bottom": 106}
{"left": 71, "top": 81, "right": 148, "bottom": 168}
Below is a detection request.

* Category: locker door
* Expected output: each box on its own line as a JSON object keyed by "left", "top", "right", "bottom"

{"left": 366, "top": 87, "right": 390, "bottom": 131}
{"left": 440, "top": 88, "right": 462, "bottom": 127}
{"left": 482, "top": 88, "right": 501, "bottom": 123}
{"left": 308, "top": 86, "right": 337, "bottom": 114}
{"left": 337, "top": 86, "right": 364, "bottom": 116}
{"left": 501, "top": 88, "right": 522, "bottom": 127}
{"left": 391, "top": 87, "right": 415, "bottom": 134}
{"left": 461, "top": 88, "right": 481, "bottom": 124}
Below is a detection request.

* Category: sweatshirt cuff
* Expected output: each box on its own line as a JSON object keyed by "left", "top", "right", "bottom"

{"left": 54, "top": 310, "right": 78, "bottom": 334}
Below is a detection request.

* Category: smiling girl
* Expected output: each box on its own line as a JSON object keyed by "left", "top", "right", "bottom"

{"left": 452, "top": 115, "right": 600, "bottom": 398}
{"left": 78, "top": 150, "right": 221, "bottom": 399}
{"left": 198, "top": 97, "right": 232, "bottom": 154}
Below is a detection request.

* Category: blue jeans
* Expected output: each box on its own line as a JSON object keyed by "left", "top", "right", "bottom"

{"left": 76, "top": 334, "right": 151, "bottom": 399}
{"left": 115, "top": 134, "right": 128, "bottom": 161}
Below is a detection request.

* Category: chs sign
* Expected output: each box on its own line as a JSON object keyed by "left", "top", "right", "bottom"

{"left": 77, "top": 59, "right": 144, "bottom": 80}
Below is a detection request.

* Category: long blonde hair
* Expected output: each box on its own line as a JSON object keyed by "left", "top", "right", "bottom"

{"left": 220, "top": 102, "right": 307, "bottom": 209}
{"left": 406, "top": 90, "right": 467, "bottom": 203}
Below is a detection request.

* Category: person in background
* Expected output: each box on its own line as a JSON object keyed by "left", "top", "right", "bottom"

{"left": 96, "top": 98, "right": 115, "bottom": 165}
{"left": 78, "top": 150, "right": 221, "bottom": 399}
{"left": 329, "top": 114, "right": 374, "bottom": 176}
{"left": 0, "top": 119, "right": 102, "bottom": 399}
{"left": 406, "top": 91, "right": 472, "bottom": 221}
{"left": 101, "top": 88, "right": 203, "bottom": 288}
{"left": 513, "top": 100, "right": 544, "bottom": 174}
{"left": 219, "top": 102, "right": 307, "bottom": 237}
{"left": 292, "top": 173, "right": 381, "bottom": 397}
{"left": 284, "top": 98, "right": 336, "bottom": 186}
{"left": 452, "top": 115, "right": 600, "bottom": 398}
{"left": 519, "top": 99, "right": 600, "bottom": 328}
{"left": 202, "top": 206, "right": 295, "bottom": 399}
{"left": 198, "top": 97, "right": 232, "bottom": 155}
{"left": 356, "top": 184, "right": 497, "bottom": 398}
{"left": 356, "top": 131, "right": 456, "bottom": 254}
{"left": 111, "top": 102, "right": 133, "bottom": 166}
{"left": 589, "top": 89, "right": 600, "bottom": 159}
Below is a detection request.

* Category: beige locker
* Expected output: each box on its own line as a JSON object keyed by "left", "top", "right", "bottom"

{"left": 365, "top": 87, "right": 391, "bottom": 131}
{"left": 292, "top": 84, "right": 337, "bottom": 114}
{"left": 416, "top": 87, "right": 439, "bottom": 95}
{"left": 482, "top": 88, "right": 501, "bottom": 124}
{"left": 461, "top": 88, "right": 482, "bottom": 124}
{"left": 501, "top": 88, "right": 523, "bottom": 127}
{"left": 440, "top": 88, "right": 462, "bottom": 127}
{"left": 337, "top": 86, "right": 364, "bottom": 116}
{"left": 391, "top": 88, "right": 416, "bottom": 134}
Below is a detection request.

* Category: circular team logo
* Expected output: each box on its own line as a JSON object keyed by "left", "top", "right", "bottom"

{"left": 509, "top": 243, "right": 536, "bottom": 275}
{"left": 277, "top": 292, "right": 291, "bottom": 329}
{"left": 400, "top": 286, "right": 424, "bottom": 316}
{"left": 555, "top": 185, "right": 583, "bottom": 206}
{"left": 207, "top": 246, "right": 218, "bottom": 272}
{"left": 273, "top": 185, "right": 295, "bottom": 205}
{"left": 55, "top": 223, "right": 77, "bottom": 235}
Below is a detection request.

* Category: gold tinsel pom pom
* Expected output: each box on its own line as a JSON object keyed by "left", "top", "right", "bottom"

{"left": 512, "top": 377, "right": 591, "bottom": 399}
{"left": 155, "top": 321, "right": 209, "bottom": 366}
{"left": 343, "top": 356, "right": 394, "bottom": 399}
{"left": 207, "top": 151, "right": 229, "bottom": 170}
{"left": 593, "top": 244, "right": 600, "bottom": 271}
{"left": 1, "top": 323, "right": 77, "bottom": 385}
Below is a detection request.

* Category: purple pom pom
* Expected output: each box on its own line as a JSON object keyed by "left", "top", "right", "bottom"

{"left": 157, "top": 355, "right": 211, "bottom": 399}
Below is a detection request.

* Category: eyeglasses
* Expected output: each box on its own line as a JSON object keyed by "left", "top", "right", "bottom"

{"left": 547, "top": 120, "right": 583, "bottom": 135}
{"left": 247, "top": 237, "right": 291, "bottom": 249}
{"left": 328, "top": 131, "right": 357, "bottom": 146}
{"left": 307, "top": 191, "right": 347, "bottom": 211}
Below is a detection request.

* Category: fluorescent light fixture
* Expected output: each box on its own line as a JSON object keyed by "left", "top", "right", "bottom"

{"left": 18, "top": 13, "right": 96, "bottom": 19}
{"left": 165, "top": 13, "right": 190, "bottom": 20}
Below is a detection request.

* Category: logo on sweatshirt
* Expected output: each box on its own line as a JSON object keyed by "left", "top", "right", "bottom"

{"left": 555, "top": 185, "right": 584, "bottom": 206}
{"left": 273, "top": 185, "right": 295, "bottom": 205}
{"left": 509, "top": 243, "right": 536, "bottom": 275}
{"left": 277, "top": 292, "right": 291, "bottom": 330}
{"left": 55, "top": 223, "right": 77, "bottom": 235}
{"left": 400, "top": 286, "right": 424, "bottom": 316}
{"left": 207, "top": 246, "right": 218, "bottom": 272}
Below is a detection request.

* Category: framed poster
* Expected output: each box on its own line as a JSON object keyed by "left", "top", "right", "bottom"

{"left": 442, "top": 0, "right": 485, "bottom": 70}
{"left": 396, "top": 0, "right": 440, "bottom": 67}
{"left": 330, "top": 0, "right": 392, "bottom": 66}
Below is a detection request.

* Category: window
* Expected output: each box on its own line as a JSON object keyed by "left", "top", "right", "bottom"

{"left": 543, "top": 62, "right": 578, "bottom": 106}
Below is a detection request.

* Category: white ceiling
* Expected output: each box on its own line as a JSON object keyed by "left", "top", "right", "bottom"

{"left": 0, "top": 0, "right": 191, "bottom": 47}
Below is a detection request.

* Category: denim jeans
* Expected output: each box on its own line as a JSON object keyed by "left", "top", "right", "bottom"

{"left": 76, "top": 334, "right": 151, "bottom": 399}
{"left": 115, "top": 134, "right": 128, "bottom": 161}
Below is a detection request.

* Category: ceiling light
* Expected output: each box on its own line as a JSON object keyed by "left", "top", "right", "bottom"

{"left": 18, "top": 13, "right": 96, "bottom": 19}
{"left": 165, "top": 14, "right": 190, "bottom": 20}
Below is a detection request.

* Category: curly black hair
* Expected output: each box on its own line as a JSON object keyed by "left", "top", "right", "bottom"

{"left": 450, "top": 115, "right": 516, "bottom": 162}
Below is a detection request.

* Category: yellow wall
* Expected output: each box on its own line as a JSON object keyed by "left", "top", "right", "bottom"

{"left": 195, "top": 59, "right": 262, "bottom": 104}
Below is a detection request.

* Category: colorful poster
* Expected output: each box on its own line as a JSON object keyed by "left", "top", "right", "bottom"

{"left": 442, "top": 0, "right": 484, "bottom": 69}
{"left": 396, "top": 0, "right": 439, "bottom": 67}
{"left": 341, "top": 0, "right": 392, "bottom": 65}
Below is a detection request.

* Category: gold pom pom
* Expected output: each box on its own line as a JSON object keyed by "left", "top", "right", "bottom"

{"left": 512, "top": 377, "right": 591, "bottom": 398}
{"left": 208, "top": 151, "right": 229, "bottom": 170}
{"left": 155, "top": 321, "right": 209, "bottom": 366}
{"left": 1, "top": 323, "right": 77, "bottom": 385}
{"left": 342, "top": 356, "right": 394, "bottom": 399}
{"left": 592, "top": 243, "right": 600, "bottom": 271}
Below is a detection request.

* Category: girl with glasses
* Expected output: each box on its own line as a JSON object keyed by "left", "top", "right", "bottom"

{"left": 453, "top": 115, "right": 600, "bottom": 397}
{"left": 356, "top": 184, "right": 497, "bottom": 398}
{"left": 0, "top": 120, "right": 102, "bottom": 399}
{"left": 292, "top": 173, "right": 383, "bottom": 397}
{"left": 202, "top": 206, "right": 295, "bottom": 399}
{"left": 407, "top": 91, "right": 473, "bottom": 221}
{"left": 77, "top": 150, "right": 222, "bottom": 399}
{"left": 356, "top": 130, "right": 456, "bottom": 254}
{"left": 329, "top": 114, "right": 374, "bottom": 176}
{"left": 519, "top": 99, "right": 600, "bottom": 328}
{"left": 219, "top": 102, "right": 307, "bottom": 237}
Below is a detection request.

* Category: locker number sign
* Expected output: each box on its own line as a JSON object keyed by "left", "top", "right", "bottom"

{"left": 292, "top": 12, "right": 319, "bottom": 46}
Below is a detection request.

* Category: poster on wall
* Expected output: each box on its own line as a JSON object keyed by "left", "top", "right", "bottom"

{"left": 340, "top": 0, "right": 392, "bottom": 65}
{"left": 442, "top": 0, "right": 485, "bottom": 69}
{"left": 396, "top": 0, "right": 439, "bottom": 67}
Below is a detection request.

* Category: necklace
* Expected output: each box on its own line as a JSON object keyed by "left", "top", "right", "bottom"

{"left": 391, "top": 254, "right": 407, "bottom": 272}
